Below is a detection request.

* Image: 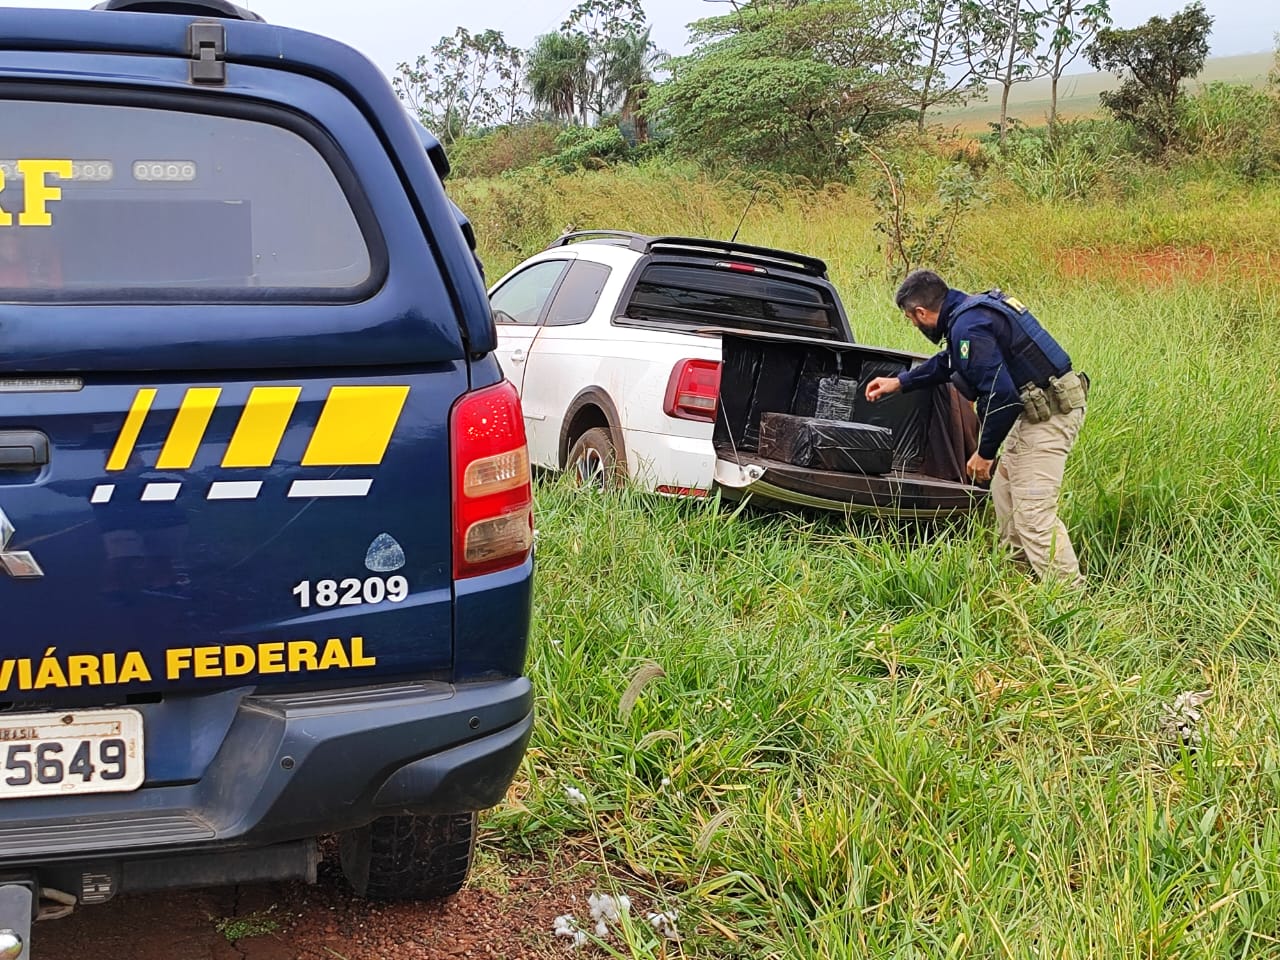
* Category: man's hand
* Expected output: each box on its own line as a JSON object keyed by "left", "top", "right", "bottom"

{"left": 967, "top": 452, "right": 994, "bottom": 483}
{"left": 865, "top": 376, "right": 901, "bottom": 403}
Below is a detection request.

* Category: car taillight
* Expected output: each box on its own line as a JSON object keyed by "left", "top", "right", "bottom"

{"left": 664, "top": 359, "right": 722, "bottom": 423}
{"left": 451, "top": 380, "right": 533, "bottom": 579}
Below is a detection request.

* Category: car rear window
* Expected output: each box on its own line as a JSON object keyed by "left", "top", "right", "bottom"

{"left": 0, "top": 98, "right": 374, "bottom": 301}
{"left": 624, "top": 262, "right": 842, "bottom": 338}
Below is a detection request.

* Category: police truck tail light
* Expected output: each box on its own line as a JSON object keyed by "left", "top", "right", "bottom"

{"left": 451, "top": 381, "right": 533, "bottom": 578}
{"left": 664, "top": 359, "right": 722, "bottom": 423}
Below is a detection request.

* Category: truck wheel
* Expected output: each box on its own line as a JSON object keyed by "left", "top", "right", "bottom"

{"left": 339, "top": 812, "right": 477, "bottom": 901}
{"left": 567, "top": 427, "right": 621, "bottom": 488}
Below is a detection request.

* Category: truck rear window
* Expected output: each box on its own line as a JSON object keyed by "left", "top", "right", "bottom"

{"left": 0, "top": 97, "right": 374, "bottom": 300}
{"left": 624, "top": 262, "right": 842, "bottom": 338}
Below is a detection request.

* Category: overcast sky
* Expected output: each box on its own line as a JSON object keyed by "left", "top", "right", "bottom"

{"left": 0, "top": 0, "right": 1272, "bottom": 82}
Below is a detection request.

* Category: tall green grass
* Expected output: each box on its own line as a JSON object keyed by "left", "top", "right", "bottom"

{"left": 467, "top": 167, "right": 1280, "bottom": 958}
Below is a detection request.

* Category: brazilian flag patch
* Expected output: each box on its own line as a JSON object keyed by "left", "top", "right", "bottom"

{"left": 959, "top": 339, "right": 970, "bottom": 361}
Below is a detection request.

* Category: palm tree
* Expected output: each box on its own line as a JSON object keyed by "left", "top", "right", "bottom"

{"left": 527, "top": 32, "right": 592, "bottom": 124}
{"left": 602, "top": 27, "right": 663, "bottom": 142}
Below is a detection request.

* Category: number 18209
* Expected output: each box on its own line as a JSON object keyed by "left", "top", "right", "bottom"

{"left": 292, "top": 576, "right": 409, "bottom": 609}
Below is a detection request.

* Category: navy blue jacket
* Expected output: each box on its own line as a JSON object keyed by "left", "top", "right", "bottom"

{"left": 897, "top": 288, "right": 1025, "bottom": 460}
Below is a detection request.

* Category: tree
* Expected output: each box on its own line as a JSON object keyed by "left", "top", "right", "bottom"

{"left": 395, "top": 29, "right": 523, "bottom": 145}
{"left": 527, "top": 32, "right": 592, "bottom": 123}
{"left": 645, "top": 0, "right": 918, "bottom": 179}
{"left": 602, "top": 26, "right": 664, "bottom": 141}
{"left": 908, "top": 0, "right": 982, "bottom": 131}
{"left": 495, "top": 47, "right": 527, "bottom": 127}
{"left": 1087, "top": 2, "right": 1213, "bottom": 156}
{"left": 960, "top": 0, "right": 1050, "bottom": 147}
{"left": 563, "top": 0, "right": 649, "bottom": 120}
{"left": 527, "top": 1, "right": 658, "bottom": 128}
{"left": 1041, "top": 0, "right": 1111, "bottom": 136}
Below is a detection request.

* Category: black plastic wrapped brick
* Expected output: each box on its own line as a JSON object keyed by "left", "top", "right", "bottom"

{"left": 814, "top": 376, "right": 859, "bottom": 421}
{"left": 758, "top": 413, "right": 894, "bottom": 475}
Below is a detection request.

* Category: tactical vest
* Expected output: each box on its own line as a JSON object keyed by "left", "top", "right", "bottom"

{"left": 950, "top": 290, "right": 1072, "bottom": 390}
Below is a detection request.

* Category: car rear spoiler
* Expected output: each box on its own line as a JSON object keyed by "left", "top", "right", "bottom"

{"left": 546, "top": 231, "right": 829, "bottom": 278}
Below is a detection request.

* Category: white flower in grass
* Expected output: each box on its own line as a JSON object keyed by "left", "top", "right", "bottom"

{"left": 553, "top": 914, "right": 587, "bottom": 948}
{"left": 1158, "top": 689, "right": 1212, "bottom": 759}
{"left": 565, "top": 786, "right": 586, "bottom": 806}
{"left": 647, "top": 910, "right": 679, "bottom": 941}
{"left": 588, "top": 892, "right": 630, "bottom": 925}
{"left": 660, "top": 777, "right": 672, "bottom": 790}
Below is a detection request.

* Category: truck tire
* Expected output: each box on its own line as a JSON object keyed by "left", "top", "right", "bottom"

{"left": 339, "top": 812, "right": 477, "bottom": 901}
{"left": 567, "top": 426, "right": 621, "bottom": 488}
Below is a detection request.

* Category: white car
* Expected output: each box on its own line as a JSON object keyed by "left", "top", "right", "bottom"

{"left": 489, "top": 231, "right": 988, "bottom": 516}
{"left": 488, "top": 231, "right": 855, "bottom": 495}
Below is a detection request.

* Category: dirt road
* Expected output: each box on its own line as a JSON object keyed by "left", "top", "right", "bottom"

{"left": 35, "top": 852, "right": 595, "bottom": 960}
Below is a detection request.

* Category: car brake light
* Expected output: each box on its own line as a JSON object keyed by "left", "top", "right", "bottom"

{"left": 451, "top": 381, "right": 533, "bottom": 579}
{"left": 664, "top": 359, "right": 722, "bottom": 423}
{"left": 715, "top": 261, "right": 767, "bottom": 275}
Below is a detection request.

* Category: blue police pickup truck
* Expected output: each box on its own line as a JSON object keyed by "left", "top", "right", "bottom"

{"left": 0, "top": 1, "right": 534, "bottom": 953}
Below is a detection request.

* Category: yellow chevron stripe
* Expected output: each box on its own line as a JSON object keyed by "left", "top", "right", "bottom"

{"left": 157, "top": 387, "right": 222, "bottom": 469}
{"left": 301, "top": 385, "right": 410, "bottom": 466}
{"left": 222, "top": 386, "right": 302, "bottom": 468}
{"left": 106, "top": 388, "right": 157, "bottom": 472}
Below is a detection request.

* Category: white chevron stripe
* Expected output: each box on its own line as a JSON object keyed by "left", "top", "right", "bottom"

{"left": 141, "top": 483, "right": 181, "bottom": 502}
{"left": 207, "top": 481, "right": 263, "bottom": 500}
{"left": 287, "top": 479, "right": 373, "bottom": 499}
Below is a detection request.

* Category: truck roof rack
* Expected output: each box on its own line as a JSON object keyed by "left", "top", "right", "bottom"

{"left": 93, "top": 0, "right": 265, "bottom": 22}
{"left": 546, "top": 231, "right": 829, "bottom": 278}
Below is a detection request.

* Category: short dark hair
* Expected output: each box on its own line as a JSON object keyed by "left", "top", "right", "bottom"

{"left": 895, "top": 270, "right": 948, "bottom": 312}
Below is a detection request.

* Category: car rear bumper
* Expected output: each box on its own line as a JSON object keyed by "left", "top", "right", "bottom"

{"left": 0, "top": 677, "right": 533, "bottom": 868}
{"left": 624, "top": 428, "right": 715, "bottom": 492}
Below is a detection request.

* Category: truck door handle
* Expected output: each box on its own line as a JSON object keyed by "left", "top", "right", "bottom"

{"left": 511, "top": 348, "right": 526, "bottom": 363}
{"left": 0, "top": 431, "right": 49, "bottom": 470}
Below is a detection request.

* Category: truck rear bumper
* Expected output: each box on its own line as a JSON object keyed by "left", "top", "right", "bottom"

{"left": 0, "top": 677, "right": 533, "bottom": 867}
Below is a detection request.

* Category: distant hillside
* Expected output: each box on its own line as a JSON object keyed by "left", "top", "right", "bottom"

{"left": 935, "top": 51, "right": 1274, "bottom": 132}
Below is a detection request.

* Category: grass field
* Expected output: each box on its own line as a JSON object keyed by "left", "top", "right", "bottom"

{"left": 458, "top": 166, "right": 1280, "bottom": 957}
{"left": 935, "top": 51, "right": 1274, "bottom": 133}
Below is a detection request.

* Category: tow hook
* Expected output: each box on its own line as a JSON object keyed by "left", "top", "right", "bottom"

{"left": 0, "top": 880, "right": 33, "bottom": 959}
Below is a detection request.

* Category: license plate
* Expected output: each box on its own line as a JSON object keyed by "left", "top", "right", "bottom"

{"left": 0, "top": 709, "right": 144, "bottom": 799}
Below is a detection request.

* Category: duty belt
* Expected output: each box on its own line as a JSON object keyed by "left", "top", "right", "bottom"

{"left": 1019, "top": 370, "right": 1088, "bottom": 423}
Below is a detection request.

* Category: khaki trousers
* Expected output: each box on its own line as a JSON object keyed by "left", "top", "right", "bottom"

{"left": 990, "top": 405, "right": 1086, "bottom": 587}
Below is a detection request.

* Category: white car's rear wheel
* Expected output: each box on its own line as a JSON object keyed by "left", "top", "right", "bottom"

{"left": 568, "top": 427, "right": 621, "bottom": 489}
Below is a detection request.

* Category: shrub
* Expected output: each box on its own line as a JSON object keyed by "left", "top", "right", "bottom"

{"left": 449, "top": 123, "right": 564, "bottom": 179}
{"left": 540, "top": 125, "right": 632, "bottom": 173}
{"left": 1176, "top": 82, "right": 1280, "bottom": 181}
{"left": 993, "top": 120, "right": 1128, "bottom": 202}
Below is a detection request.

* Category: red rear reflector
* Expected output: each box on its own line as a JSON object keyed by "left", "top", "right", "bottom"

{"left": 656, "top": 485, "right": 709, "bottom": 498}
{"left": 715, "top": 261, "right": 767, "bottom": 275}
{"left": 663, "top": 359, "right": 722, "bottom": 423}
{"left": 451, "top": 381, "right": 533, "bottom": 579}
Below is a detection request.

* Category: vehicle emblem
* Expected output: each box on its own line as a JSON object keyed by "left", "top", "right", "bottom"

{"left": 0, "top": 507, "right": 43, "bottom": 579}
